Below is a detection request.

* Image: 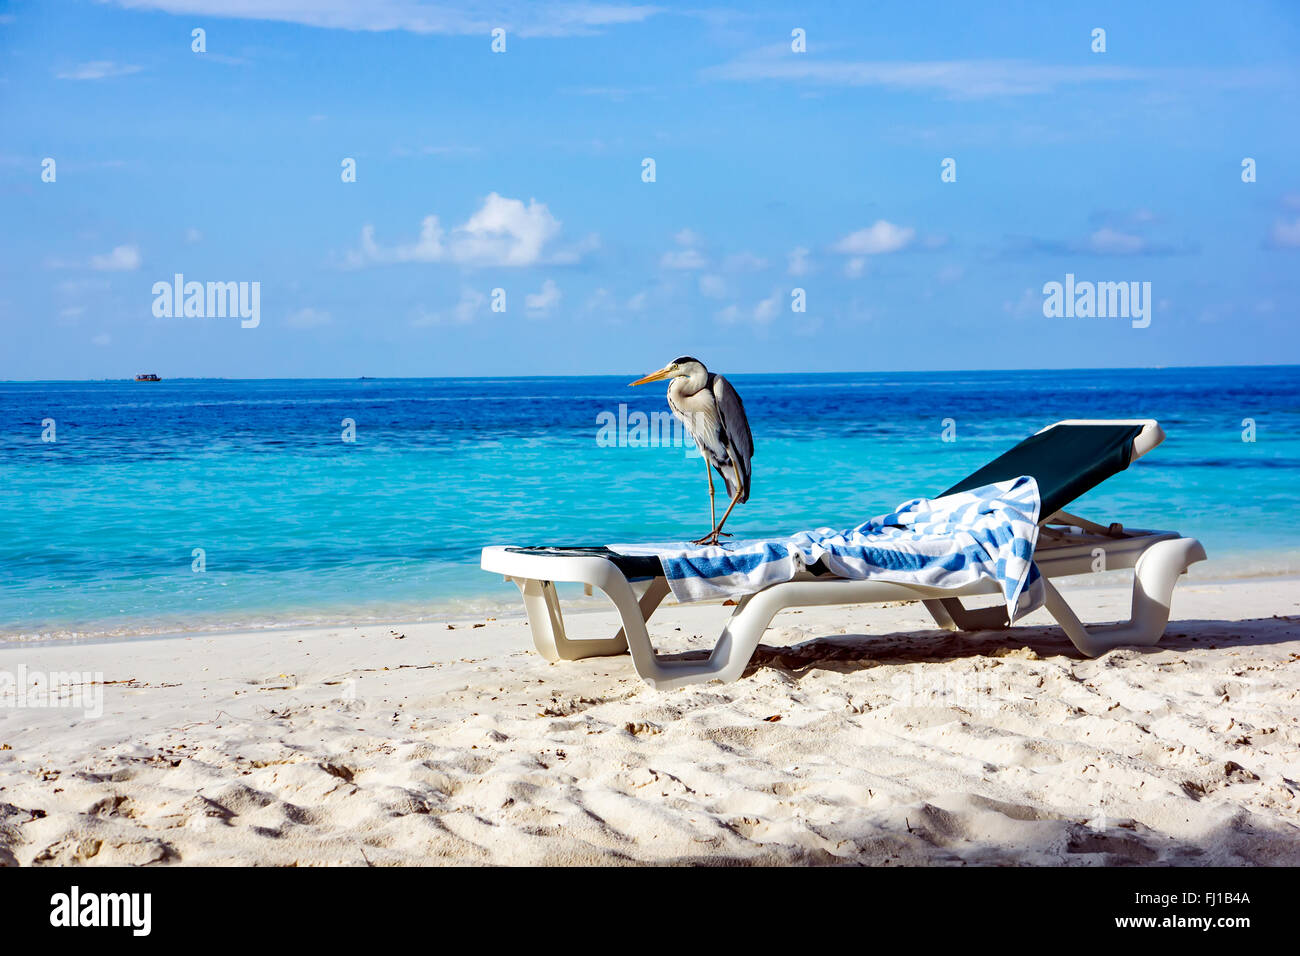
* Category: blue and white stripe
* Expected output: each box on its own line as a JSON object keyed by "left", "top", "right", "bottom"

{"left": 610, "top": 476, "right": 1044, "bottom": 620}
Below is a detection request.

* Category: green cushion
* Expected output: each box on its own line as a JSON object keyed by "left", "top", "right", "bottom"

{"left": 939, "top": 423, "right": 1143, "bottom": 517}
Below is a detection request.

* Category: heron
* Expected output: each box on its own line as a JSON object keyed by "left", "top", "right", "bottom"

{"left": 629, "top": 356, "right": 754, "bottom": 546}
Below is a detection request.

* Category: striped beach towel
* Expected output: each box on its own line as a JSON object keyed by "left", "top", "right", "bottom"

{"left": 610, "top": 476, "right": 1044, "bottom": 621}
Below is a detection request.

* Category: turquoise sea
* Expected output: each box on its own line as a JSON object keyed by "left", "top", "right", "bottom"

{"left": 2, "top": 366, "right": 1297, "bottom": 641}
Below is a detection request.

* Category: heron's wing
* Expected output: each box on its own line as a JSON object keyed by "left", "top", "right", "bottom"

{"left": 670, "top": 385, "right": 725, "bottom": 461}
{"left": 711, "top": 374, "right": 754, "bottom": 501}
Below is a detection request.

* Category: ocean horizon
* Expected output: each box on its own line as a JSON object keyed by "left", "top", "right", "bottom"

{"left": 5, "top": 359, "right": 1297, "bottom": 384}
{"left": 4, "top": 364, "right": 1297, "bottom": 642}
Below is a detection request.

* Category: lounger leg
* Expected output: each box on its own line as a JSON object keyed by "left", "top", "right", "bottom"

{"left": 922, "top": 598, "right": 1009, "bottom": 632}
{"left": 625, "top": 587, "right": 786, "bottom": 691}
{"left": 514, "top": 579, "right": 631, "bottom": 662}
{"left": 922, "top": 599, "right": 958, "bottom": 631}
{"left": 1042, "top": 537, "right": 1207, "bottom": 657}
{"left": 630, "top": 576, "right": 923, "bottom": 690}
{"left": 614, "top": 577, "right": 671, "bottom": 647}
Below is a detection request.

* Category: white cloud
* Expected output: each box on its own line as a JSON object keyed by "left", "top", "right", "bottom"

{"left": 455, "top": 193, "right": 561, "bottom": 265}
{"left": 185, "top": 228, "right": 203, "bottom": 244}
{"left": 661, "top": 248, "right": 707, "bottom": 269}
{"left": 1003, "top": 287, "right": 1040, "bottom": 319}
{"left": 525, "top": 278, "right": 562, "bottom": 316}
{"left": 286, "top": 307, "right": 332, "bottom": 329}
{"left": 844, "top": 258, "right": 866, "bottom": 278}
{"left": 550, "top": 232, "right": 601, "bottom": 264}
{"left": 91, "top": 332, "right": 111, "bottom": 346}
{"left": 698, "top": 274, "right": 726, "bottom": 298}
{"left": 90, "top": 245, "right": 141, "bottom": 271}
{"left": 787, "top": 246, "right": 811, "bottom": 276}
{"left": 937, "top": 264, "right": 965, "bottom": 283}
{"left": 1270, "top": 217, "right": 1300, "bottom": 248}
{"left": 454, "top": 288, "right": 487, "bottom": 322}
{"left": 752, "top": 289, "right": 781, "bottom": 324}
{"left": 106, "top": 1, "right": 663, "bottom": 38}
{"left": 411, "top": 288, "right": 486, "bottom": 326}
{"left": 834, "top": 220, "right": 915, "bottom": 256}
{"left": 704, "top": 51, "right": 1275, "bottom": 100}
{"left": 723, "top": 251, "right": 768, "bottom": 272}
{"left": 717, "top": 290, "right": 781, "bottom": 325}
{"left": 56, "top": 60, "right": 142, "bottom": 80}
{"left": 352, "top": 193, "right": 578, "bottom": 268}
{"left": 584, "top": 287, "right": 613, "bottom": 312}
{"left": 626, "top": 291, "right": 648, "bottom": 311}
{"left": 1087, "top": 227, "right": 1146, "bottom": 255}
{"left": 58, "top": 278, "right": 111, "bottom": 295}
{"left": 359, "top": 215, "right": 444, "bottom": 264}
{"left": 1009, "top": 227, "right": 1185, "bottom": 257}
{"left": 661, "top": 228, "right": 707, "bottom": 269}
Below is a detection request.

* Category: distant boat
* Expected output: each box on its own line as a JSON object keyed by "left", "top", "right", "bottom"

{"left": 134, "top": 373, "right": 161, "bottom": 382}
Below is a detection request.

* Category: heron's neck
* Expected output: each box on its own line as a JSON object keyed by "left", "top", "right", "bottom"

{"left": 673, "top": 368, "right": 708, "bottom": 395}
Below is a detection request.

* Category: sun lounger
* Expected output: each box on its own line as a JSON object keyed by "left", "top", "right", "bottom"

{"left": 480, "top": 419, "right": 1206, "bottom": 689}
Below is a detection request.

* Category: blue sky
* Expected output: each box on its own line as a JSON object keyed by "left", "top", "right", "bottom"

{"left": 2, "top": 0, "right": 1299, "bottom": 378}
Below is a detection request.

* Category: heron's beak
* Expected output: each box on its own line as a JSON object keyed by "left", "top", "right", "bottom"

{"left": 628, "top": 365, "right": 673, "bottom": 387}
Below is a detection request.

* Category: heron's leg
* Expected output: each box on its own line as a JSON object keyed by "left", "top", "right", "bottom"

{"left": 713, "top": 486, "right": 743, "bottom": 537}
{"left": 693, "top": 463, "right": 744, "bottom": 545}
{"left": 706, "top": 455, "right": 716, "bottom": 532}
{"left": 691, "top": 460, "right": 732, "bottom": 545}
{"left": 691, "top": 488, "right": 742, "bottom": 545}
{"left": 712, "top": 460, "right": 745, "bottom": 537}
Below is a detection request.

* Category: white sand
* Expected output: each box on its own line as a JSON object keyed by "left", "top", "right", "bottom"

{"left": 2, "top": 576, "right": 1298, "bottom": 866}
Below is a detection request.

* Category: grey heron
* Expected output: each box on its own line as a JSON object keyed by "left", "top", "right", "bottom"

{"left": 629, "top": 356, "right": 753, "bottom": 545}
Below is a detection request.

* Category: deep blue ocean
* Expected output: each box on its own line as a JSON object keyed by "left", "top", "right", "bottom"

{"left": 2, "top": 366, "right": 1297, "bottom": 641}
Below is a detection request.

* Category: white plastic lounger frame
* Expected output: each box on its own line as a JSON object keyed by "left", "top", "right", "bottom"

{"left": 480, "top": 419, "right": 1206, "bottom": 690}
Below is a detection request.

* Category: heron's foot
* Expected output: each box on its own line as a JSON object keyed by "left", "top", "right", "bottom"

{"left": 690, "top": 530, "right": 732, "bottom": 546}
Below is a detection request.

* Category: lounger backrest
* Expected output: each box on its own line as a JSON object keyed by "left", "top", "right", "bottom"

{"left": 938, "top": 422, "right": 1146, "bottom": 518}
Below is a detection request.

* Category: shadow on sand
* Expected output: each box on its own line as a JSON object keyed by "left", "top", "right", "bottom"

{"left": 711, "top": 614, "right": 1300, "bottom": 679}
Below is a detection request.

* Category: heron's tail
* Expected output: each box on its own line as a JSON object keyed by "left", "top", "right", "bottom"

{"left": 722, "top": 457, "right": 751, "bottom": 504}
